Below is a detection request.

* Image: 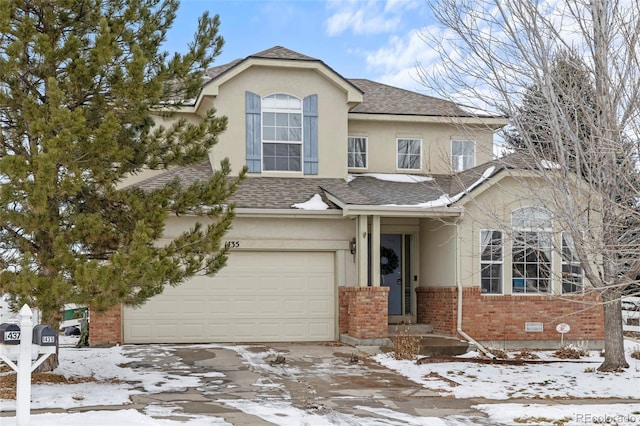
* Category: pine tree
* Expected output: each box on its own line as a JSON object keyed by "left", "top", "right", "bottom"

{"left": 0, "top": 0, "right": 244, "bottom": 345}
{"left": 503, "top": 49, "right": 599, "bottom": 177}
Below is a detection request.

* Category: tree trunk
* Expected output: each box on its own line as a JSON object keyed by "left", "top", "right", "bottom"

{"left": 598, "top": 293, "right": 628, "bottom": 371}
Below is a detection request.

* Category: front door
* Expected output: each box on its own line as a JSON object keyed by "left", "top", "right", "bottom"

{"left": 380, "top": 234, "right": 412, "bottom": 322}
{"left": 380, "top": 234, "right": 404, "bottom": 316}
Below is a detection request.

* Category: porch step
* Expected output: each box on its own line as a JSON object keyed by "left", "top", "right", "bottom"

{"left": 388, "top": 323, "right": 433, "bottom": 335}
{"left": 387, "top": 325, "right": 471, "bottom": 357}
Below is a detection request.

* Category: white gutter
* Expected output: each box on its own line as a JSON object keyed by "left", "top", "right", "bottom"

{"left": 455, "top": 217, "right": 494, "bottom": 358}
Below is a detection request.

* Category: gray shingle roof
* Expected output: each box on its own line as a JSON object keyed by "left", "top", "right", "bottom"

{"left": 133, "top": 160, "right": 214, "bottom": 192}
{"left": 347, "top": 79, "right": 492, "bottom": 117}
{"left": 322, "top": 175, "right": 452, "bottom": 206}
{"left": 231, "top": 177, "right": 344, "bottom": 209}
{"left": 129, "top": 159, "right": 505, "bottom": 211}
{"left": 249, "top": 46, "right": 320, "bottom": 61}
{"left": 204, "top": 46, "right": 322, "bottom": 82}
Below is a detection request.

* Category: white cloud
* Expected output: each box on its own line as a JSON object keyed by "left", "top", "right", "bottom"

{"left": 324, "top": 0, "right": 418, "bottom": 36}
{"left": 362, "top": 27, "right": 441, "bottom": 91}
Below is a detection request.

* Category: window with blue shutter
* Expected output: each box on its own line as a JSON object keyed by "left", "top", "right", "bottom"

{"left": 247, "top": 92, "right": 319, "bottom": 174}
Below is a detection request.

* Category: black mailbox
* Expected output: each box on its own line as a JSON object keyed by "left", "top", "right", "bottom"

{"left": 0, "top": 323, "right": 21, "bottom": 345}
{"left": 33, "top": 324, "right": 56, "bottom": 346}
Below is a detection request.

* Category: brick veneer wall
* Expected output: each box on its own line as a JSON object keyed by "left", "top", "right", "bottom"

{"left": 416, "top": 287, "right": 604, "bottom": 343}
{"left": 339, "top": 286, "right": 389, "bottom": 339}
{"left": 89, "top": 305, "right": 122, "bottom": 346}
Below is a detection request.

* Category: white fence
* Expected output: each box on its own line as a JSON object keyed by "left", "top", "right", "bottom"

{"left": 622, "top": 310, "right": 640, "bottom": 332}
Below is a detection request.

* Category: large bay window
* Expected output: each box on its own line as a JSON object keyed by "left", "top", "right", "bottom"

{"left": 511, "top": 207, "right": 553, "bottom": 293}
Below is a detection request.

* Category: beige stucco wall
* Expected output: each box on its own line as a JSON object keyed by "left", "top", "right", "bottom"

{"left": 162, "top": 214, "right": 357, "bottom": 287}
{"left": 208, "top": 65, "right": 351, "bottom": 179}
{"left": 419, "top": 218, "right": 457, "bottom": 286}
{"left": 348, "top": 120, "right": 495, "bottom": 175}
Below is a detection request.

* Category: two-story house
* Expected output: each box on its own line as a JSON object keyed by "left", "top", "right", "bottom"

{"left": 91, "top": 46, "right": 604, "bottom": 350}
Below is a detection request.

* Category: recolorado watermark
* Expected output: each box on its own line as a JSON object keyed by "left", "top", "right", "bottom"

{"left": 575, "top": 413, "right": 638, "bottom": 424}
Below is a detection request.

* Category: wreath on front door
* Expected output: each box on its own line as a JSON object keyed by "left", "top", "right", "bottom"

{"left": 380, "top": 246, "right": 399, "bottom": 275}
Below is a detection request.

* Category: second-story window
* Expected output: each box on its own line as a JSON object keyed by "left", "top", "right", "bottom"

{"left": 452, "top": 140, "right": 475, "bottom": 171}
{"left": 348, "top": 137, "right": 367, "bottom": 168}
{"left": 262, "top": 93, "right": 302, "bottom": 172}
{"left": 397, "top": 138, "right": 421, "bottom": 170}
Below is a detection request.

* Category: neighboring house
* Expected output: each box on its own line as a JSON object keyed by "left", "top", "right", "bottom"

{"left": 90, "top": 46, "right": 604, "bottom": 349}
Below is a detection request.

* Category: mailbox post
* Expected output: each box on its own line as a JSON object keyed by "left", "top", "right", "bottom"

{"left": 17, "top": 304, "right": 33, "bottom": 426}
{"left": 0, "top": 305, "right": 58, "bottom": 426}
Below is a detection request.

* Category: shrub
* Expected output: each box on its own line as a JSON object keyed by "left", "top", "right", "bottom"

{"left": 392, "top": 323, "right": 421, "bottom": 360}
{"left": 553, "top": 345, "right": 589, "bottom": 359}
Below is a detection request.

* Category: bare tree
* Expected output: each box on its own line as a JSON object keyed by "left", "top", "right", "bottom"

{"left": 421, "top": 0, "right": 640, "bottom": 371}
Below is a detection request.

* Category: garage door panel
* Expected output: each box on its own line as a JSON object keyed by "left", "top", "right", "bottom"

{"left": 124, "top": 251, "right": 335, "bottom": 343}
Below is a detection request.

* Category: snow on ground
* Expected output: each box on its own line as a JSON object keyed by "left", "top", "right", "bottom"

{"left": 1, "top": 338, "right": 640, "bottom": 425}
{"left": 375, "top": 344, "right": 640, "bottom": 400}
{"left": 375, "top": 339, "right": 640, "bottom": 425}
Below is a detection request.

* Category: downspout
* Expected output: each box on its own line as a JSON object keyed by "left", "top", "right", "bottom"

{"left": 455, "top": 217, "right": 494, "bottom": 358}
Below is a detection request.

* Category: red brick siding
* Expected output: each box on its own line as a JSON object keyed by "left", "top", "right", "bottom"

{"left": 417, "top": 287, "right": 604, "bottom": 343}
{"left": 339, "top": 287, "right": 389, "bottom": 339}
{"left": 416, "top": 287, "right": 458, "bottom": 335}
{"left": 89, "top": 305, "right": 122, "bottom": 346}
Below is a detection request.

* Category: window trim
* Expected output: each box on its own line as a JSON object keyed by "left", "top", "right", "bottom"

{"left": 348, "top": 136, "right": 368, "bottom": 169}
{"left": 451, "top": 139, "right": 476, "bottom": 172}
{"left": 480, "top": 229, "right": 503, "bottom": 295}
{"left": 261, "top": 93, "right": 303, "bottom": 173}
{"left": 396, "top": 138, "right": 422, "bottom": 170}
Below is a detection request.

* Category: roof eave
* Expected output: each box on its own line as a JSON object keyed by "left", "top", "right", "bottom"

{"left": 348, "top": 112, "right": 507, "bottom": 127}
{"left": 234, "top": 208, "right": 344, "bottom": 218}
{"left": 325, "top": 192, "right": 463, "bottom": 217}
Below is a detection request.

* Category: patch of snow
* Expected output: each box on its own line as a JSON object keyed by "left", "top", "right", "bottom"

{"left": 541, "top": 159, "right": 562, "bottom": 169}
{"left": 0, "top": 409, "right": 231, "bottom": 426}
{"left": 477, "top": 403, "right": 640, "bottom": 426}
{"left": 291, "top": 194, "right": 329, "bottom": 210}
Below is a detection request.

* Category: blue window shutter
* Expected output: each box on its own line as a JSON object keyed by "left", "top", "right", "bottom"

{"left": 245, "top": 91, "right": 261, "bottom": 172}
{"left": 303, "top": 94, "right": 318, "bottom": 175}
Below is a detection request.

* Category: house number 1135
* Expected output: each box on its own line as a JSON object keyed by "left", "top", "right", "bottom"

{"left": 225, "top": 241, "right": 240, "bottom": 248}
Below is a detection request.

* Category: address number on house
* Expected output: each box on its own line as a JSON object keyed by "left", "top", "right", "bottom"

{"left": 224, "top": 241, "right": 240, "bottom": 249}
{"left": 4, "top": 331, "right": 20, "bottom": 341}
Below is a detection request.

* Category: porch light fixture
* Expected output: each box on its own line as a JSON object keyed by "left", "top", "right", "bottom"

{"left": 349, "top": 237, "right": 357, "bottom": 254}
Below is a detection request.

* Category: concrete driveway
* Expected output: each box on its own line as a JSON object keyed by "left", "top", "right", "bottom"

{"left": 121, "top": 343, "right": 491, "bottom": 425}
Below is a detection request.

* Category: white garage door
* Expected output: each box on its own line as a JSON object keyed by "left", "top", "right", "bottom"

{"left": 123, "top": 251, "right": 335, "bottom": 343}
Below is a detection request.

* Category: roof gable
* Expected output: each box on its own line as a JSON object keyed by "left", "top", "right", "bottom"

{"left": 199, "top": 46, "right": 362, "bottom": 105}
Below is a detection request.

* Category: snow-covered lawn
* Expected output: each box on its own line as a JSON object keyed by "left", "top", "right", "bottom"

{"left": 0, "top": 338, "right": 639, "bottom": 425}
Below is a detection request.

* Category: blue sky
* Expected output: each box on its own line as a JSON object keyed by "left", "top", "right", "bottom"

{"left": 166, "top": 0, "right": 438, "bottom": 92}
